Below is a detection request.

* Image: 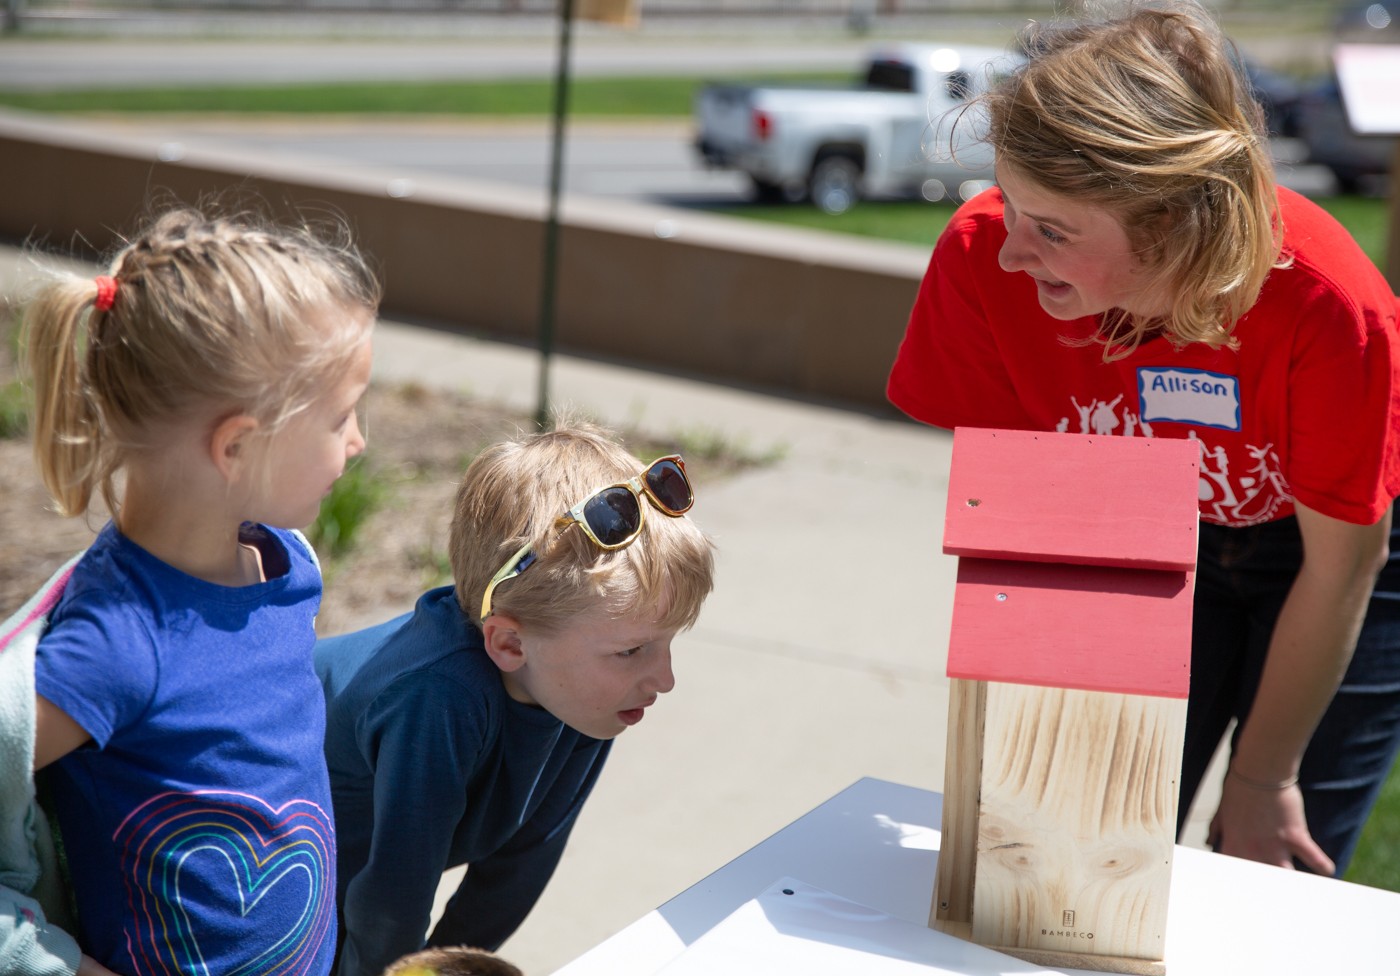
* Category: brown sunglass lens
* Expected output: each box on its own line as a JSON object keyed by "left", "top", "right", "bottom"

{"left": 646, "top": 460, "right": 693, "bottom": 514}
{"left": 582, "top": 488, "right": 642, "bottom": 546}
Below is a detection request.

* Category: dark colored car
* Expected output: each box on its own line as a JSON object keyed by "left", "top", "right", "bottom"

{"left": 1290, "top": 3, "right": 1399, "bottom": 194}
{"left": 1295, "top": 75, "right": 1395, "bottom": 194}
{"left": 1242, "top": 57, "right": 1302, "bottom": 139}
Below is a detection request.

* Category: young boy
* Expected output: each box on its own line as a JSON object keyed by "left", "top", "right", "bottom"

{"left": 315, "top": 422, "right": 716, "bottom": 976}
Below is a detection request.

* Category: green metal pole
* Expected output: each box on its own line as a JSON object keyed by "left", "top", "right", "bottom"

{"left": 536, "top": 0, "right": 575, "bottom": 429}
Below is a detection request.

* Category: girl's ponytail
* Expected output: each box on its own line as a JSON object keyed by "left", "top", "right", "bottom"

{"left": 23, "top": 276, "right": 114, "bottom": 518}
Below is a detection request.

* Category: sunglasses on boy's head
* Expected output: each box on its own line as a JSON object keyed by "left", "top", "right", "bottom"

{"left": 479, "top": 455, "right": 694, "bottom": 621}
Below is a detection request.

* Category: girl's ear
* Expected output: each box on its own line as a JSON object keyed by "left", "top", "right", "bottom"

{"left": 481, "top": 614, "right": 527, "bottom": 673}
{"left": 209, "top": 413, "right": 260, "bottom": 482}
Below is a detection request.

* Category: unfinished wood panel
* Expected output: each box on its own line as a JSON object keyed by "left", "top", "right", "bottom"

{"left": 947, "top": 559, "right": 1193, "bottom": 699}
{"left": 943, "top": 429, "right": 1198, "bottom": 571}
{"left": 931, "top": 678, "right": 986, "bottom": 929}
{"left": 971, "top": 684, "right": 1185, "bottom": 969}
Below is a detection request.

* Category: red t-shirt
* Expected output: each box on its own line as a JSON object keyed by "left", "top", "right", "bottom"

{"left": 887, "top": 186, "right": 1400, "bottom": 527}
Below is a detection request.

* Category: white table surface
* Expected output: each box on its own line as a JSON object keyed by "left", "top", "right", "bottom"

{"left": 553, "top": 776, "right": 1400, "bottom": 976}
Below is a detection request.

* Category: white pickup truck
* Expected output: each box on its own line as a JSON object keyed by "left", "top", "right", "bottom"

{"left": 693, "top": 42, "right": 1021, "bottom": 213}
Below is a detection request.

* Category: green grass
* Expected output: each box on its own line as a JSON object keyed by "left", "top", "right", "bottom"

{"left": 713, "top": 195, "right": 1391, "bottom": 264}
{"left": 1346, "top": 758, "right": 1400, "bottom": 888}
{"left": 706, "top": 199, "right": 958, "bottom": 247}
{"left": 1315, "top": 196, "right": 1391, "bottom": 267}
{"left": 307, "top": 459, "right": 389, "bottom": 560}
{"left": 0, "top": 72, "right": 846, "bottom": 117}
{"left": 0, "top": 380, "right": 27, "bottom": 438}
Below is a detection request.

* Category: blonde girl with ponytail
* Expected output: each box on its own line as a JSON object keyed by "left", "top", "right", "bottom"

{"left": 16, "top": 205, "right": 378, "bottom": 976}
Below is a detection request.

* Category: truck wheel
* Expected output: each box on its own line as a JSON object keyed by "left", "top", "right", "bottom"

{"left": 808, "top": 153, "right": 862, "bottom": 215}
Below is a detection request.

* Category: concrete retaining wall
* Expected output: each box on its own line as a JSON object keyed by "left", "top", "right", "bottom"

{"left": 0, "top": 110, "right": 930, "bottom": 413}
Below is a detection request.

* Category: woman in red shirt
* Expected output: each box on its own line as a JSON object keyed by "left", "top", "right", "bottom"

{"left": 889, "top": 0, "right": 1400, "bottom": 875}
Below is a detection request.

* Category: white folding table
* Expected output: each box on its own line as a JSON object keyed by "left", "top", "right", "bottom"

{"left": 553, "top": 776, "right": 1400, "bottom": 975}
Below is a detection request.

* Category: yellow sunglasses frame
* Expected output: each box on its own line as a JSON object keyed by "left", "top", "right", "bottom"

{"left": 478, "top": 455, "right": 692, "bottom": 621}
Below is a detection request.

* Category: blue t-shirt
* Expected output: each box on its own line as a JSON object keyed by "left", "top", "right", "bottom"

{"left": 316, "top": 586, "right": 611, "bottom": 976}
{"left": 34, "top": 523, "right": 337, "bottom": 976}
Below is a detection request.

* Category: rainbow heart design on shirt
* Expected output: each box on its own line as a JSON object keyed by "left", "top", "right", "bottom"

{"left": 114, "top": 791, "right": 334, "bottom": 976}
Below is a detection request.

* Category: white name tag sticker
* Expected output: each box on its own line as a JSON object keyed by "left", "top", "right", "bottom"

{"left": 1137, "top": 367, "right": 1241, "bottom": 430}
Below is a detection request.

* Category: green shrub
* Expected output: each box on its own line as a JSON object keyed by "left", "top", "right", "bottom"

{"left": 0, "top": 380, "right": 27, "bottom": 439}
{"left": 307, "top": 461, "right": 389, "bottom": 559}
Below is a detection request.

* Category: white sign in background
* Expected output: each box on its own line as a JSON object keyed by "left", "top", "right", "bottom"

{"left": 1333, "top": 44, "right": 1400, "bottom": 136}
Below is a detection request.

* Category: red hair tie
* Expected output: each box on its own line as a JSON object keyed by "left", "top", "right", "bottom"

{"left": 94, "top": 275, "right": 119, "bottom": 312}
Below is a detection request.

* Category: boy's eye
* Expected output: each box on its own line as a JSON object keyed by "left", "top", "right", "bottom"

{"left": 1037, "top": 223, "right": 1067, "bottom": 245}
{"left": 617, "top": 646, "right": 641, "bottom": 659}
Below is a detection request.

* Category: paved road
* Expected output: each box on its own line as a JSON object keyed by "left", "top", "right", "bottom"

{"left": 0, "top": 38, "right": 883, "bottom": 91}
{"left": 71, "top": 114, "right": 757, "bottom": 205}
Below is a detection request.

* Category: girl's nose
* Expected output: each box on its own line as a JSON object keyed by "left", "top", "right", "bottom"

{"left": 347, "top": 413, "right": 367, "bottom": 458}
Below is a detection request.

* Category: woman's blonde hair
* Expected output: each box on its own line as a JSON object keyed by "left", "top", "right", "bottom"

{"left": 985, "top": 0, "right": 1282, "bottom": 358}
{"left": 22, "top": 205, "right": 380, "bottom": 517}
{"left": 450, "top": 420, "right": 716, "bottom": 634}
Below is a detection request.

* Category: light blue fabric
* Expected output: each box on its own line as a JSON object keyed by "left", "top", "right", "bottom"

{"left": 0, "top": 555, "right": 84, "bottom": 976}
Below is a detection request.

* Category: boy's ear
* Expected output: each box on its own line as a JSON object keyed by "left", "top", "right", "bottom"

{"left": 209, "top": 413, "right": 260, "bottom": 482}
{"left": 481, "top": 614, "right": 527, "bottom": 673}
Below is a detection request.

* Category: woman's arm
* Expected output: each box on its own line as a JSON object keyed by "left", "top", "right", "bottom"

{"left": 1208, "top": 500, "right": 1392, "bottom": 873}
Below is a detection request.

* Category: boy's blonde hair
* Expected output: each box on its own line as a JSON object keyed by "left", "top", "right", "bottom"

{"left": 985, "top": 0, "right": 1280, "bottom": 358}
{"left": 22, "top": 205, "right": 380, "bottom": 517}
{"left": 380, "top": 947, "right": 523, "bottom": 976}
{"left": 450, "top": 421, "right": 716, "bottom": 634}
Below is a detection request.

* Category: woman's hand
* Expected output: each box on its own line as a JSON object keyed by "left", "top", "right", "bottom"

{"left": 1207, "top": 776, "right": 1334, "bottom": 875}
{"left": 1218, "top": 501, "right": 1388, "bottom": 875}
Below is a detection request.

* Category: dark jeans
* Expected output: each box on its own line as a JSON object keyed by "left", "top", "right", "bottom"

{"left": 1178, "top": 507, "right": 1400, "bottom": 875}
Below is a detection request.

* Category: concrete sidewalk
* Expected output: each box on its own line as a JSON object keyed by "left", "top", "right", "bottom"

{"left": 1, "top": 243, "right": 1217, "bottom": 975}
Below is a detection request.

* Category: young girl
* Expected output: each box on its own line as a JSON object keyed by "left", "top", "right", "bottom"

{"left": 23, "top": 206, "right": 379, "bottom": 975}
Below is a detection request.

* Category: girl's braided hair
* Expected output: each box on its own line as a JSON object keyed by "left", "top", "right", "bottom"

{"left": 23, "top": 205, "right": 380, "bottom": 517}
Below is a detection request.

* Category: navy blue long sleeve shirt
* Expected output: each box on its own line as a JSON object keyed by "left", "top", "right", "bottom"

{"left": 315, "top": 587, "right": 611, "bottom": 976}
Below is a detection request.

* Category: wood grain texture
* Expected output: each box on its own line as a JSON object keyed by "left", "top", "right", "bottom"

{"left": 943, "top": 428, "right": 1199, "bottom": 571}
{"left": 931, "top": 678, "right": 986, "bottom": 928}
{"left": 970, "top": 684, "right": 1185, "bottom": 967}
{"left": 946, "top": 559, "right": 1193, "bottom": 698}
